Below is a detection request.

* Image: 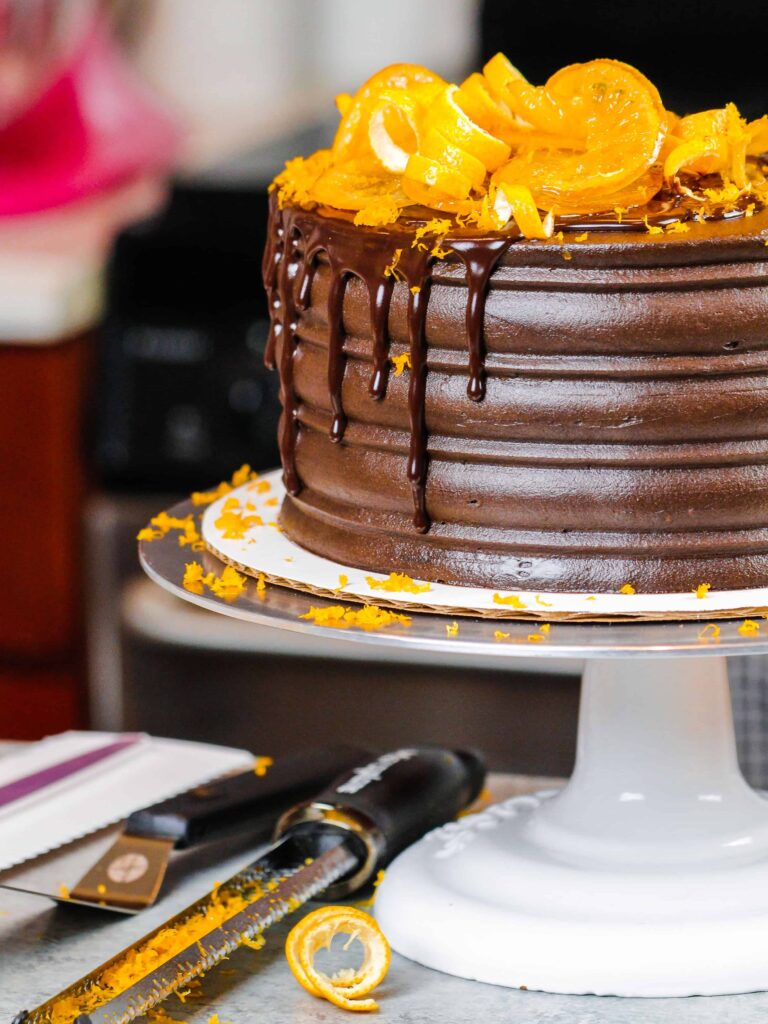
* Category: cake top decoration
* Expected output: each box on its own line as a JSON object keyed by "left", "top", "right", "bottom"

{"left": 271, "top": 54, "right": 768, "bottom": 237}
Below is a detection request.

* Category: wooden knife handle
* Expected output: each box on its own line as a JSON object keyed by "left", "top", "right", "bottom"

{"left": 125, "top": 745, "right": 370, "bottom": 848}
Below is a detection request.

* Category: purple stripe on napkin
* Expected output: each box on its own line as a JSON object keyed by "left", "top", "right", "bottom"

{"left": 0, "top": 735, "right": 142, "bottom": 809}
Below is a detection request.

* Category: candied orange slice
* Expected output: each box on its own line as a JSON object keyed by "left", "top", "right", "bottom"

{"left": 550, "top": 164, "right": 664, "bottom": 216}
{"left": 664, "top": 137, "right": 727, "bottom": 181}
{"left": 333, "top": 64, "right": 444, "bottom": 163}
{"left": 368, "top": 89, "right": 423, "bottom": 173}
{"left": 286, "top": 906, "right": 391, "bottom": 1013}
{"left": 493, "top": 183, "right": 552, "bottom": 239}
{"left": 456, "top": 72, "right": 519, "bottom": 142}
{"left": 493, "top": 60, "right": 666, "bottom": 210}
{"left": 419, "top": 127, "right": 487, "bottom": 190}
{"left": 483, "top": 53, "right": 565, "bottom": 134}
{"left": 313, "top": 161, "right": 405, "bottom": 211}
{"left": 666, "top": 104, "right": 753, "bottom": 187}
{"left": 403, "top": 153, "right": 474, "bottom": 200}
{"left": 424, "top": 85, "right": 511, "bottom": 171}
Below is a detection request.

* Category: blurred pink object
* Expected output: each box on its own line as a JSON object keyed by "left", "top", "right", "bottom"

{"left": 0, "top": 10, "right": 178, "bottom": 216}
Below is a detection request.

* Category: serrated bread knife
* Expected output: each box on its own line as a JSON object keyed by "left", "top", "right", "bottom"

{"left": 12, "top": 746, "right": 485, "bottom": 1024}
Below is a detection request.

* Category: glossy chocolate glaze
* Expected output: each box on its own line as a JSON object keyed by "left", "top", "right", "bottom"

{"left": 263, "top": 194, "right": 768, "bottom": 592}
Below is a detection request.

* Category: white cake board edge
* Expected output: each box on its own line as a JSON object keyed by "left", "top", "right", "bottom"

{"left": 201, "top": 469, "right": 768, "bottom": 622}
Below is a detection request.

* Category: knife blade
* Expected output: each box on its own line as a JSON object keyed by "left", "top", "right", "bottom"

{"left": 67, "top": 745, "right": 369, "bottom": 912}
{"left": 12, "top": 746, "right": 485, "bottom": 1024}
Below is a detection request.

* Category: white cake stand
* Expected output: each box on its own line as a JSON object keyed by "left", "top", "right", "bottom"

{"left": 140, "top": 499, "right": 768, "bottom": 998}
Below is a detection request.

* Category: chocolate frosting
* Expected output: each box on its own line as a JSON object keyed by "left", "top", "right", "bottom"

{"left": 263, "top": 194, "right": 768, "bottom": 593}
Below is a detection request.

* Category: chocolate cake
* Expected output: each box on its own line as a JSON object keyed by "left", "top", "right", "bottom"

{"left": 262, "top": 56, "right": 768, "bottom": 593}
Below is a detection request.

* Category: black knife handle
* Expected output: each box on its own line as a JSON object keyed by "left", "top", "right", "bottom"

{"left": 277, "top": 747, "right": 486, "bottom": 895}
{"left": 125, "top": 745, "right": 370, "bottom": 848}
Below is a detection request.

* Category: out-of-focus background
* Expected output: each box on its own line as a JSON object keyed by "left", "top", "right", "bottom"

{"left": 0, "top": 0, "right": 766, "bottom": 780}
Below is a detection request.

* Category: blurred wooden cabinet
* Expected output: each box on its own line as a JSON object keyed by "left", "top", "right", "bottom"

{"left": 0, "top": 179, "right": 167, "bottom": 739}
{"left": 0, "top": 334, "right": 90, "bottom": 736}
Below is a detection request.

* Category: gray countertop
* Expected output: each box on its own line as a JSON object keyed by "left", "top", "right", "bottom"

{"left": 2, "top": 773, "right": 768, "bottom": 1023}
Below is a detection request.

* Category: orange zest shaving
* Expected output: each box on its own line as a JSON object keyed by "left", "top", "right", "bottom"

{"left": 446, "top": 621, "right": 459, "bottom": 636}
{"left": 47, "top": 879, "right": 273, "bottom": 1024}
{"left": 253, "top": 755, "right": 273, "bottom": 777}
{"left": 183, "top": 561, "right": 247, "bottom": 601}
{"left": 492, "top": 592, "right": 528, "bottom": 609}
{"left": 300, "top": 604, "right": 411, "bottom": 631}
{"left": 494, "top": 630, "right": 511, "bottom": 641}
{"left": 214, "top": 507, "right": 263, "bottom": 540}
{"left": 619, "top": 583, "right": 636, "bottom": 595}
{"left": 391, "top": 352, "right": 412, "bottom": 376}
{"left": 738, "top": 619, "right": 760, "bottom": 636}
{"left": 354, "top": 869, "right": 387, "bottom": 911}
{"left": 698, "top": 623, "right": 721, "bottom": 642}
{"left": 138, "top": 512, "right": 205, "bottom": 552}
{"left": 365, "top": 571, "right": 431, "bottom": 593}
{"left": 693, "top": 583, "right": 711, "bottom": 599}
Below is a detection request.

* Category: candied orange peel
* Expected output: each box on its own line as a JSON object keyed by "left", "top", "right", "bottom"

{"left": 285, "top": 906, "right": 391, "bottom": 1012}
{"left": 272, "top": 55, "right": 768, "bottom": 234}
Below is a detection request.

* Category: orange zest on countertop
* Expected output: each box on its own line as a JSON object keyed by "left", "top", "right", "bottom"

{"left": 286, "top": 906, "right": 391, "bottom": 1012}
{"left": 365, "top": 571, "right": 431, "bottom": 593}
{"left": 300, "top": 604, "right": 411, "bottom": 631}
{"left": 271, "top": 55, "right": 768, "bottom": 231}
{"left": 494, "top": 630, "right": 511, "bottom": 641}
{"left": 693, "top": 582, "right": 712, "bottom": 599}
{"left": 446, "top": 620, "right": 460, "bottom": 636}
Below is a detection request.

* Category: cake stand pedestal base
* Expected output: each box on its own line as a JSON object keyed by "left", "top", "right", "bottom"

{"left": 376, "top": 655, "right": 768, "bottom": 996}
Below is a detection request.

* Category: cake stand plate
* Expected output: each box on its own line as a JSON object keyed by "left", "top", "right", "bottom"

{"left": 140, "top": 500, "right": 768, "bottom": 997}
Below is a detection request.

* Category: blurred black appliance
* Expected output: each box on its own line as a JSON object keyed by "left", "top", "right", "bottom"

{"left": 96, "top": 125, "right": 330, "bottom": 492}
{"left": 481, "top": 0, "right": 768, "bottom": 120}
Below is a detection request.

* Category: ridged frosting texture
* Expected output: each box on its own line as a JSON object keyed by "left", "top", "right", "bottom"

{"left": 263, "top": 199, "right": 768, "bottom": 593}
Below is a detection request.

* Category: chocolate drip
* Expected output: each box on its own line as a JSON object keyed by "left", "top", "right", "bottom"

{"left": 276, "top": 222, "right": 302, "bottom": 495}
{"left": 452, "top": 238, "right": 511, "bottom": 402}
{"left": 368, "top": 277, "right": 395, "bottom": 399}
{"left": 326, "top": 267, "right": 350, "bottom": 442}
{"left": 265, "top": 204, "right": 519, "bottom": 532}
{"left": 261, "top": 201, "right": 283, "bottom": 370}
{"left": 403, "top": 265, "right": 432, "bottom": 532}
